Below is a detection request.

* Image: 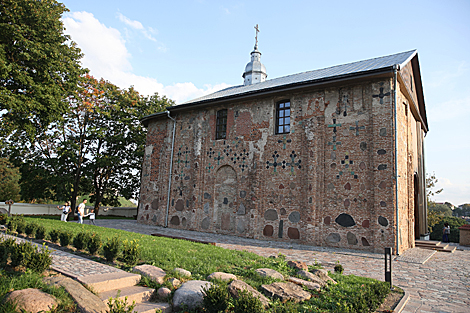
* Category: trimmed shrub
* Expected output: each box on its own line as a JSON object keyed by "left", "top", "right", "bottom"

{"left": 334, "top": 261, "right": 344, "bottom": 274}
{"left": 25, "top": 222, "right": 39, "bottom": 238}
{"left": 10, "top": 241, "right": 35, "bottom": 268}
{"left": 59, "top": 230, "right": 73, "bottom": 247}
{"left": 430, "top": 216, "right": 466, "bottom": 243}
{"left": 6, "top": 217, "right": 17, "bottom": 232}
{"left": 0, "top": 238, "right": 16, "bottom": 268}
{"left": 0, "top": 213, "right": 8, "bottom": 225}
{"left": 73, "top": 232, "right": 90, "bottom": 251}
{"left": 103, "top": 237, "right": 121, "bottom": 262}
{"left": 27, "top": 244, "right": 52, "bottom": 273}
{"left": 203, "top": 283, "right": 230, "bottom": 313}
{"left": 87, "top": 232, "right": 102, "bottom": 255}
{"left": 107, "top": 295, "right": 137, "bottom": 313}
{"left": 35, "top": 225, "right": 47, "bottom": 240}
{"left": 49, "top": 229, "right": 60, "bottom": 243}
{"left": 120, "top": 239, "right": 140, "bottom": 266}
{"left": 233, "top": 289, "right": 264, "bottom": 313}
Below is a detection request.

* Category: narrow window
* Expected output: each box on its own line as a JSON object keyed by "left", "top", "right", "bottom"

{"left": 410, "top": 74, "right": 413, "bottom": 92}
{"left": 216, "top": 109, "right": 227, "bottom": 140}
{"left": 275, "top": 100, "right": 291, "bottom": 134}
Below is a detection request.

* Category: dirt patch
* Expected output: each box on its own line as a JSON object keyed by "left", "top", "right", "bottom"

{"left": 375, "top": 288, "right": 404, "bottom": 313}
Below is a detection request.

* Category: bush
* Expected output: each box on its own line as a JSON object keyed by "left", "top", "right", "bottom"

{"left": 233, "top": 289, "right": 264, "bottom": 313}
{"left": 430, "top": 216, "right": 466, "bottom": 243}
{"left": 87, "top": 232, "right": 102, "bottom": 255}
{"left": 6, "top": 217, "right": 17, "bottom": 232}
{"left": 107, "top": 294, "right": 137, "bottom": 313}
{"left": 0, "top": 213, "right": 8, "bottom": 225}
{"left": 0, "top": 238, "right": 16, "bottom": 268}
{"left": 103, "top": 237, "right": 121, "bottom": 262}
{"left": 120, "top": 239, "right": 140, "bottom": 266}
{"left": 10, "top": 241, "right": 35, "bottom": 268}
{"left": 49, "top": 229, "right": 60, "bottom": 243}
{"left": 35, "top": 225, "right": 46, "bottom": 240}
{"left": 334, "top": 261, "right": 344, "bottom": 274}
{"left": 203, "top": 283, "right": 230, "bottom": 313}
{"left": 25, "top": 222, "right": 39, "bottom": 238}
{"left": 27, "top": 244, "right": 52, "bottom": 273}
{"left": 73, "top": 231, "right": 90, "bottom": 251}
{"left": 59, "top": 230, "right": 73, "bottom": 247}
{"left": 9, "top": 215, "right": 26, "bottom": 234}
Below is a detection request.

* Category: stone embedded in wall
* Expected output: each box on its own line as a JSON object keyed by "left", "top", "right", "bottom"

{"left": 379, "top": 181, "right": 387, "bottom": 189}
{"left": 377, "top": 149, "right": 386, "bottom": 155}
{"left": 288, "top": 227, "right": 300, "bottom": 239}
{"left": 290, "top": 182, "right": 296, "bottom": 189}
{"left": 145, "top": 204, "right": 149, "bottom": 210}
{"left": 237, "top": 220, "right": 245, "bottom": 233}
{"left": 201, "top": 217, "right": 210, "bottom": 229}
{"left": 204, "top": 203, "right": 210, "bottom": 214}
{"left": 288, "top": 212, "right": 301, "bottom": 223}
{"left": 264, "top": 209, "right": 278, "bottom": 221}
{"left": 359, "top": 162, "right": 366, "bottom": 170}
{"left": 223, "top": 198, "right": 228, "bottom": 204}
{"left": 344, "top": 199, "right": 350, "bottom": 208}
{"left": 362, "top": 220, "right": 370, "bottom": 228}
{"left": 347, "top": 232, "right": 358, "bottom": 245}
{"left": 204, "top": 193, "right": 211, "bottom": 199}
{"left": 361, "top": 237, "right": 370, "bottom": 246}
{"left": 279, "top": 184, "right": 285, "bottom": 189}
{"left": 221, "top": 213, "right": 231, "bottom": 230}
{"left": 152, "top": 215, "right": 157, "bottom": 223}
{"left": 360, "top": 142, "right": 367, "bottom": 151}
{"left": 380, "top": 201, "right": 387, "bottom": 207}
{"left": 380, "top": 128, "right": 387, "bottom": 136}
{"left": 182, "top": 217, "right": 187, "bottom": 227}
{"left": 335, "top": 213, "right": 356, "bottom": 227}
{"left": 280, "top": 208, "right": 287, "bottom": 215}
{"left": 152, "top": 199, "right": 159, "bottom": 210}
{"left": 344, "top": 182, "right": 351, "bottom": 190}
{"left": 378, "top": 216, "right": 389, "bottom": 227}
{"left": 378, "top": 164, "right": 387, "bottom": 171}
{"left": 175, "top": 199, "right": 184, "bottom": 211}
{"left": 240, "top": 191, "right": 246, "bottom": 198}
{"left": 263, "top": 225, "right": 274, "bottom": 236}
{"left": 326, "top": 233, "right": 341, "bottom": 243}
{"left": 324, "top": 216, "right": 331, "bottom": 225}
{"left": 327, "top": 183, "right": 335, "bottom": 191}
{"left": 238, "top": 203, "right": 246, "bottom": 215}
{"left": 278, "top": 220, "right": 284, "bottom": 238}
{"left": 170, "top": 216, "right": 180, "bottom": 226}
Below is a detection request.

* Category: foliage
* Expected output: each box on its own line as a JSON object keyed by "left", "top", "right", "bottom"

{"left": 103, "top": 236, "right": 121, "bottom": 262}
{"left": 87, "top": 232, "right": 102, "bottom": 255}
{"left": 427, "top": 210, "right": 444, "bottom": 232}
{"left": 0, "top": 0, "right": 85, "bottom": 138}
{"left": 73, "top": 231, "right": 90, "bottom": 251}
{"left": 24, "top": 222, "right": 39, "bottom": 237}
{"left": 26, "top": 244, "right": 52, "bottom": 273}
{"left": 426, "top": 172, "right": 443, "bottom": 206}
{"left": 15, "top": 216, "right": 26, "bottom": 234}
{"left": 0, "top": 214, "right": 8, "bottom": 225}
{"left": 59, "top": 230, "right": 73, "bottom": 247}
{"left": 453, "top": 204, "right": 470, "bottom": 217}
{"left": 0, "top": 158, "right": 21, "bottom": 202}
{"left": 203, "top": 283, "right": 231, "bottom": 313}
{"left": 10, "top": 241, "right": 35, "bottom": 268}
{"left": 49, "top": 229, "right": 60, "bottom": 243}
{"left": 428, "top": 203, "right": 452, "bottom": 217}
{"left": 35, "top": 224, "right": 47, "bottom": 240}
{"left": 0, "top": 238, "right": 16, "bottom": 268}
{"left": 334, "top": 261, "right": 344, "bottom": 274}
{"left": 107, "top": 294, "right": 137, "bottom": 313}
{"left": 233, "top": 289, "right": 264, "bottom": 313}
{"left": 430, "top": 217, "right": 466, "bottom": 243}
{"left": 120, "top": 239, "right": 140, "bottom": 266}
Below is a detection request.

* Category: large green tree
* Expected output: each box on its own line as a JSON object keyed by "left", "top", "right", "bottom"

{"left": 0, "top": 157, "right": 20, "bottom": 201}
{"left": 0, "top": 0, "right": 85, "bottom": 137}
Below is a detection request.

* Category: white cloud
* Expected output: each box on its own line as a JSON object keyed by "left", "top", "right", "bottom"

{"left": 434, "top": 177, "right": 470, "bottom": 206}
{"left": 62, "top": 11, "right": 230, "bottom": 103}
{"left": 116, "top": 12, "right": 157, "bottom": 42}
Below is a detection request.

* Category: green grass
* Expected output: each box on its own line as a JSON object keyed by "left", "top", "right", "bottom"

{"left": 12, "top": 217, "right": 390, "bottom": 312}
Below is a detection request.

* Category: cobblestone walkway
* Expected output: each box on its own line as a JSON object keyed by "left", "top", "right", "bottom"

{"left": 95, "top": 220, "right": 470, "bottom": 313}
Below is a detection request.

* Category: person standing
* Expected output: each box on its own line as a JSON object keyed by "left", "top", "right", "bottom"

{"left": 84, "top": 208, "right": 96, "bottom": 225}
{"left": 57, "top": 202, "right": 71, "bottom": 222}
{"left": 443, "top": 222, "right": 450, "bottom": 243}
{"left": 77, "top": 199, "right": 87, "bottom": 224}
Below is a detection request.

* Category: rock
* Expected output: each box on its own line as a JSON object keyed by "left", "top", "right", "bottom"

{"left": 255, "top": 268, "right": 284, "bottom": 280}
{"left": 168, "top": 278, "right": 181, "bottom": 288}
{"left": 174, "top": 267, "right": 191, "bottom": 277}
{"left": 157, "top": 287, "right": 171, "bottom": 300}
{"left": 5, "top": 288, "right": 57, "bottom": 313}
{"left": 207, "top": 272, "right": 237, "bottom": 281}
{"left": 287, "top": 260, "right": 308, "bottom": 271}
{"left": 297, "top": 270, "right": 326, "bottom": 287}
{"left": 44, "top": 276, "right": 108, "bottom": 313}
{"left": 172, "top": 280, "right": 212, "bottom": 311}
{"left": 261, "top": 282, "right": 311, "bottom": 303}
{"left": 227, "top": 280, "right": 270, "bottom": 308}
{"left": 288, "top": 276, "right": 321, "bottom": 291}
{"left": 133, "top": 264, "right": 166, "bottom": 284}
{"left": 311, "top": 269, "right": 337, "bottom": 284}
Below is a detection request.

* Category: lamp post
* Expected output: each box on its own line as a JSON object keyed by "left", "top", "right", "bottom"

{"left": 5, "top": 199, "right": 14, "bottom": 215}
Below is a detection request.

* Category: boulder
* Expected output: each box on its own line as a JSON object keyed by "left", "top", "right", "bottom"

{"left": 172, "top": 280, "right": 212, "bottom": 311}
{"left": 157, "top": 287, "right": 172, "bottom": 300}
{"left": 174, "top": 267, "right": 191, "bottom": 278}
{"left": 261, "top": 282, "right": 311, "bottom": 303}
{"left": 287, "top": 260, "right": 308, "bottom": 271}
{"left": 255, "top": 268, "right": 284, "bottom": 280}
{"left": 5, "top": 288, "right": 57, "bottom": 313}
{"left": 311, "top": 269, "right": 337, "bottom": 284}
{"left": 297, "top": 270, "right": 326, "bottom": 287}
{"left": 228, "top": 280, "right": 270, "bottom": 308}
{"left": 168, "top": 278, "right": 181, "bottom": 288}
{"left": 132, "top": 264, "right": 166, "bottom": 284}
{"left": 207, "top": 272, "right": 237, "bottom": 281}
{"left": 288, "top": 276, "right": 321, "bottom": 291}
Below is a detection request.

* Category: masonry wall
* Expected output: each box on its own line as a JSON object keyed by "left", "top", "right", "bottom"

{"left": 139, "top": 76, "right": 422, "bottom": 253}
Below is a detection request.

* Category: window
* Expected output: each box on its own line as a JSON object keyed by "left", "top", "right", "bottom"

{"left": 216, "top": 109, "right": 227, "bottom": 140}
{"left": 276, "top": 100, "right": 291, "bottom": 134}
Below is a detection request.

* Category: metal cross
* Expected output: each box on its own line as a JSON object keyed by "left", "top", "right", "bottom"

{"left": 328, "top": 119, "right": 342, "bottom": 133}
{"left": 286, "top": 151, "right": 301, "bottom": 175}
{"left": 266, "top": 151, "right": 280, "bottom": 174}
{"left": 254, "top": 24, "right": 260, "bottom": 46}
{"left": 373, "top": 87, "right": 391, "bottom": 104}
{"left": 350, "top": 121, "right": 365, "bottom": 136}
{"left": 328, "top": 136, "right": 342, "bottom": 151}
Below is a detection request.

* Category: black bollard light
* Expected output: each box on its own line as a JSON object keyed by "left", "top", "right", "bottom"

{"left": 384, "top": 247, "right": 392, "bottom": 288}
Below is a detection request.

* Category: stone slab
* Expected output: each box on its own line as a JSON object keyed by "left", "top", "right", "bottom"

{"left": 134, "top": 301, "right": 172, "bottom": 313}
{"left": 77, "top": 272, "right": 141, "bottom": 293}
{"left": 132, "top": 264, "right": 166, "bottom": 284}
{"left": 99, "top": 285, "right": 153, "bottom": 305}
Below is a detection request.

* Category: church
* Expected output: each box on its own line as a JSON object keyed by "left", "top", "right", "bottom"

{"left": 138, "top": 32, "right": 428, "bottom": 254}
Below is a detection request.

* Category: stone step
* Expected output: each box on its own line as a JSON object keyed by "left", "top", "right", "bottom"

{"left": 415, "top": 240, "right": 442, "bottom": 247}
{"left": 78, "top": 272, "right": 141, "bottom": 293}
{"left": 100, "top": 286, "right": 153, "bottom": 305}
{"left": 416, "top": 243, "right": 456, "bottom": 253}
{"left": 134, "top": 301, "right": 172, "bottom": 313}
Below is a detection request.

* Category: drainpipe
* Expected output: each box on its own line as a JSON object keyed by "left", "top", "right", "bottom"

{"left": 165, "top": 111, "right": 176, "bottom": 228}
{"left": 393, "top": 65, "right": 399, "bottom": 255}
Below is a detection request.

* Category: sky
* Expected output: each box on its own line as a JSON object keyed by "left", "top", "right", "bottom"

{"left": 59, "top": 0, "right": 470, "bottom": 206}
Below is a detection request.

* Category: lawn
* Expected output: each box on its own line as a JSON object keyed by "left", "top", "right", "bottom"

{"left": 1, "top": 216, "right": 398, "bottom": 312}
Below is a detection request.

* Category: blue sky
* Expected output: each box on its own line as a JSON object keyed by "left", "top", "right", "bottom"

{"left": 60, "top": 0, "right": 470, "bottom": 205}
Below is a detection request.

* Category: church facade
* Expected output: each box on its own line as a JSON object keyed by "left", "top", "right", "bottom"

{"left": 138, "top": 45, "right": 428, "bottom": 254}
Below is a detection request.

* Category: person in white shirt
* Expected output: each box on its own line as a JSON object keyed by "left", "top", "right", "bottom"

{"left": 57, "top": 202, "right": 71, "bottom": 222}
{"left": 77, "top": 199, "right": 87, "bottom": 224}
{"left": 84, "top": 209, "right": 96, "bottom": 225}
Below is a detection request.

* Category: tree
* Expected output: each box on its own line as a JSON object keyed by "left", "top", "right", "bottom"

{"left": 426, "top": 172, "right": 443, "bottom": 206}
{"left": 0, "top": 0, "right": 85, "bottom": 138}
{"left": 0, "top": 158, "right": 21, "bottom": 201}
{"left": 428, "top": 203, "right": 452, "bottom": 217}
